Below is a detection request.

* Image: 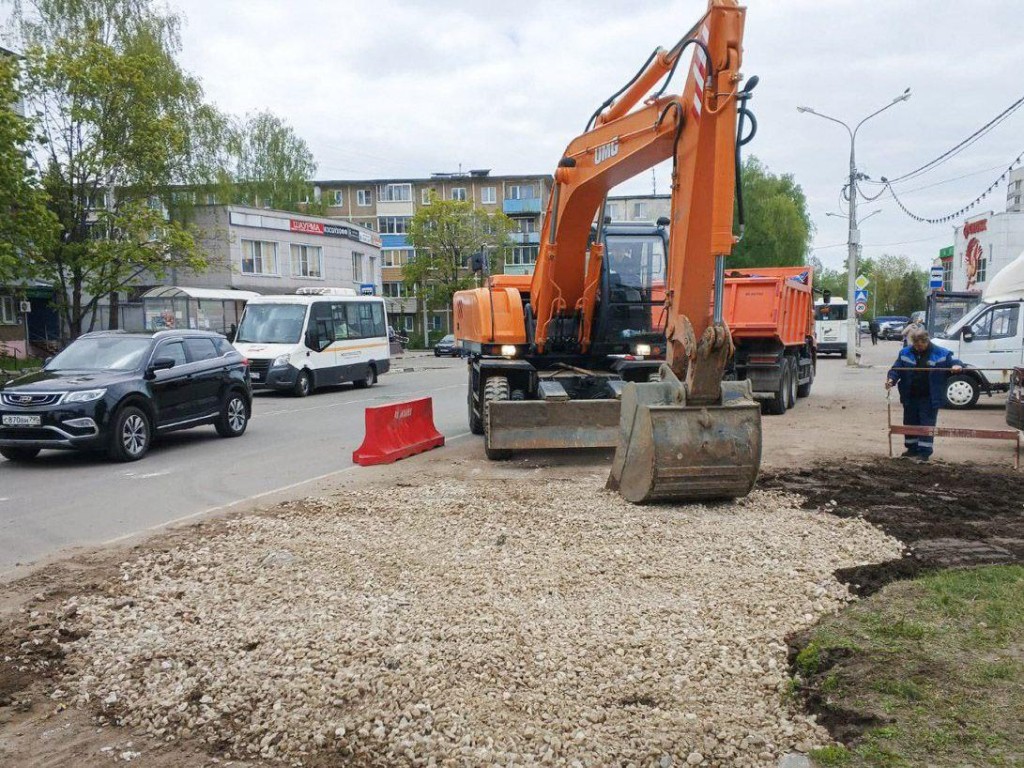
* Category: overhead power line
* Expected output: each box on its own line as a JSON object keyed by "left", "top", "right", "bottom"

{"left": 863, "top": 92, "right": 1024, "bottom": 186}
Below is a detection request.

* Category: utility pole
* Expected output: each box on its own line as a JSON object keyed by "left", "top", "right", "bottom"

{"left": 799, "top": 88, "right": 911, "bottom": 366}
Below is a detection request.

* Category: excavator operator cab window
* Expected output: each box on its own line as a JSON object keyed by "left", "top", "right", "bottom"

{"left": 599, "top": 234, "right": 668, "bottom": 345}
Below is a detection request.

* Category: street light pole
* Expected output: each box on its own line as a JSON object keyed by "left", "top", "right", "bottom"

{"left": 798, "top": 89, "right": 911, "bottom": 367}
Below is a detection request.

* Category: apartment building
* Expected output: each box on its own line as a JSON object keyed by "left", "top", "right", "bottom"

{"left": 604, "top": 194, "right": 671, "bottom": 224}
{"left": 313, "top": 171, "right": 552, "bottom": 336}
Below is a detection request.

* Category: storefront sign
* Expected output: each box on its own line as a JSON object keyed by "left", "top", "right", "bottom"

{"left": 963, "top": 219, "right": 988, "bottom": 237}
{"left": 229, "top": 210, "right": 381, "bottom": 247}
{"left": 290, "top": 219, "right": 325, "bottom": 235}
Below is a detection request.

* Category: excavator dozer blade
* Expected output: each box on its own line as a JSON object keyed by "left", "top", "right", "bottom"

{"left": 607, "top": 379, "right": 762, "bottom": 503}
{"left": 487, "top": 399, "right": 622, "bottom": 450}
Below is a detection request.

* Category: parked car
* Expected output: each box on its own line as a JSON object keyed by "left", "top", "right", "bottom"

{"left": 434, "top": 334, "right": 460, "bottom": 357}
{"left": 1007, "top": 367, "right": 1024, "bottom": 429}
{"left": 876, "top": 315, "right": 911, "bottom": 340}
{"left": 0, "top": 330, "right": 251, "bottom": 463}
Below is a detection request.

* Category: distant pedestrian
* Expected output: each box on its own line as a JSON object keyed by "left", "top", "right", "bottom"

{"left": 868, "top": 318, "right": 879, "bottom": 346}
{"left": 901, "top": 319, "right": 923, "bottom": 347}
{"left": 885, "top": 329, "right": 962, "bottom": 461}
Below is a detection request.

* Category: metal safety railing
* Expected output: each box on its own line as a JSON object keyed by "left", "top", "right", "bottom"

{"left": 884, "top": 376, "right": 1021, "bottom": 468}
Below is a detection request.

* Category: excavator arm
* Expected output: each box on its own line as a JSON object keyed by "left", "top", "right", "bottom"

{"left": 531, "top": 0, "right": 748, "bottom": 410}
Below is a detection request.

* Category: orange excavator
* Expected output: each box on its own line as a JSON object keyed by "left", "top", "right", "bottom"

{"left": 453, "top": 0, "right": 761, "bottom": 502}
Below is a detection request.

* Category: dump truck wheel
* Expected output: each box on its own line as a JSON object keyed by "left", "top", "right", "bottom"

{"left": 483, "top": 376, "right": 513, "bottom": 460}
{"left": 762, "top": 369, "right": 788, "bottom": 416}
{"left": 785, "top": 358, "right": 798, "bottom": 409}
{"left": 468, "top": 369, "right": 483, "bottom": 435}
{"left": 797, "top": 357, "right": 813, "bottom": 398}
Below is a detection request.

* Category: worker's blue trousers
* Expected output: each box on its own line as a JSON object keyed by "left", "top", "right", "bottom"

{"left": 903, "top": 397, "right": 938, "bottom": 456}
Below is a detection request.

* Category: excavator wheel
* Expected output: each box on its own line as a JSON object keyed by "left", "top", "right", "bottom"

{"left": 483, "top": 376, "right": 513, "bottom": 461}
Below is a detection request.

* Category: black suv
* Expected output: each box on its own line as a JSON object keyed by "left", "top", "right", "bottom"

{"left": 0, "top": 330, "right": 252, "bottom": 463}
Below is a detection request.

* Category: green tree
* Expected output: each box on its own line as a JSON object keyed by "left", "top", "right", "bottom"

{"left": 869, "top": 254, "right": 926, "bottom": 316}
{"left": 405, "top": 197, "right": 516, "bottom": 334}
{"left": 730, "top": 156, "right": 813, "bottom": 268}
{"left": 228, "top": 110, "right": 316, "bottom": 212}
{"left": 0, "top": 52, "right": 57, "bottom": 285}
{"left": 10, "top": 0, "right": 228, "bottom": 338}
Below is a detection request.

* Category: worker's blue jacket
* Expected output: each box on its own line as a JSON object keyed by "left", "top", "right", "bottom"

{"left": 887, "top": 343, "right": 963, "bottom": 409}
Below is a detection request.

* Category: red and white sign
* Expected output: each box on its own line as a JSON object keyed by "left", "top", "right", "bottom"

{"left": 963, "top": 219, "right": 988, "bottom": 237}
{"left": 290, "top": 219, "right": 325, "bottom": 235}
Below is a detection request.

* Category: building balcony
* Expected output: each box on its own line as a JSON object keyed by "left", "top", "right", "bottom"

{"left": 503, "top": 198, "right": 542, "bottom": 215}
{"left": 509, "top": 232, "right": 541, "bottom": 245}
{"left": 380, "top": 234, "right": 410, "bottom": 249}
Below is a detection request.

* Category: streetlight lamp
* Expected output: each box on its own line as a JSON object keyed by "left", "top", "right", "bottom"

{"left": 798, "top": 89, "right": 911, "bottom": 366}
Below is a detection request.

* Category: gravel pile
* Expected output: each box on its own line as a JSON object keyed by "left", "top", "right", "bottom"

{"left": 58, "top": 478, "right": 902, "bottom": 766}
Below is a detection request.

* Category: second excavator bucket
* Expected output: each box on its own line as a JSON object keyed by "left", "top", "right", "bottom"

{"left": 607, "top": 368, "right": 762, "bottom": 503}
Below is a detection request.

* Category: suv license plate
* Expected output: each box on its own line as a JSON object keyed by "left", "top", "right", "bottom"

{"left": 251, "top": 372, "right": 261, "bottom": 381}
{"left": 2, "top": 414, "right": 42, "bottom": 427}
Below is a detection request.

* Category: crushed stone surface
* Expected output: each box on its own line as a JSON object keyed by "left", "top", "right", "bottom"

{"left": 57, "top": 478, "right": 903, "bottom": 766}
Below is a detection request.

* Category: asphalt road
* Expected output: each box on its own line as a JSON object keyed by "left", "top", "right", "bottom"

{"left": 0, "top": 354, "right": 469, "bottom": 573}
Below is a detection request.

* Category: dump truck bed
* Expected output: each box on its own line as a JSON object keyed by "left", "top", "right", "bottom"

{"left": 720, "top": 267, "right": 814, "bottom": 347}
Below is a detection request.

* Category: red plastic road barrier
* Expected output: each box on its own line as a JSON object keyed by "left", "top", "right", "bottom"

{"left": 352, "top": 397, "right": 445, "bottom": 466}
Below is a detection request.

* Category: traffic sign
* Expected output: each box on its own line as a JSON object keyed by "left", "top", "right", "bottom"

{"left": 855, "top": 274, "right": 869, "bottom": 290}
{"left": 929, "top": 265, "right": 944, "bottom": 291}
{"left": 854, "top": 289, "right": 869, "bottom": 304}
{"left": 855, "top": 301, "right": 867, "bottom": 315}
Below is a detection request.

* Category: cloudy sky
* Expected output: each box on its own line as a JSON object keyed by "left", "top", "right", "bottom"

{"left": 13, "top": 0, "right": 1024, "bottom": 271}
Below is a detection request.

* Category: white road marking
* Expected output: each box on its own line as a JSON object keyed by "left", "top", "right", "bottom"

{"left": 255, "top": 385, "right": 462, "bottom": 418}
{"left": 122, "top": 470, "right": 173, "bottom": 480}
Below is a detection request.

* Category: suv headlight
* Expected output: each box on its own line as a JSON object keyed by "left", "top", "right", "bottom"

{"left": 272, "top": 354, "right": 291, "bottom": 367}
{"left": 64, "top": 389, "right": 107, "bottom": 403}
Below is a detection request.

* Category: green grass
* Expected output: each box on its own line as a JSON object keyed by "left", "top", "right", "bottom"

{"left": 795, "top": 566, "right": 1024, "bottom": 768}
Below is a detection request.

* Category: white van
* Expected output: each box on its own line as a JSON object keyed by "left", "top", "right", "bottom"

{"left": 233, "top": 288, "right": 390, "bottom": 397}
{"left": 932, "top": 252, "right": 1024, "bottom": 408}
{"left": 814, "top": 298, "right": 848, "bottom": 356}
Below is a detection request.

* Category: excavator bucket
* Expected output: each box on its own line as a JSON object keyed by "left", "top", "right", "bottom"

{"left": 607, "top": 372, "right": 762, "bottom": 503}
{"left": 487, "top": 399, "right": 622, "bottom": 450}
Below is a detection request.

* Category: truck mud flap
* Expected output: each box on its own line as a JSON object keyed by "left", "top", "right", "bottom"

{"left": 486, "top": 399, "right": 622, "bottom": 450}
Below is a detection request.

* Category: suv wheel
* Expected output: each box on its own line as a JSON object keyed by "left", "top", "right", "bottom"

{"left": 945, "top": 374, "right": 980, "bottom": 409}
{"left": 216, "top": 392, "right": 249, "bottom": 437}
{"left": 109, "top": 405, "right": 151, "bottom": 462}
{"left": 293, "top": 370, "right": 312, "bottom": 398}
{"left": 0, "top": 447, "right": 41, "bottom": 462}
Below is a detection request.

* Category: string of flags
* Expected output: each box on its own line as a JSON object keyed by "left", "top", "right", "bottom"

{"left": 884, "top": 148, "right": 1024, "bottom": 225}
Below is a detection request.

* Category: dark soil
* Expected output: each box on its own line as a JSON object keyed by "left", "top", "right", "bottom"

{"left": 762, "top": 458, "right": 1024, "bottom": 595}
{"left": 771, "top": 459, "right": 1024, "bottom": 759}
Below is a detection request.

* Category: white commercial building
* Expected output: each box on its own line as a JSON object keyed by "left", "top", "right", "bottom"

{"left": 950, "top": 210, "right": 1024, "bottom": 293}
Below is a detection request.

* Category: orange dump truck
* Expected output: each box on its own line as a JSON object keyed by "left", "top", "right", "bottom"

{"left": 721, "top": 266, "right": 816, "bottom": 415}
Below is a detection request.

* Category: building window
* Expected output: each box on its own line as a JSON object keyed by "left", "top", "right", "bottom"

{"left": 382, "top": 249, "right": 414, "bottom": 267}
{"left": 379, "top": 216, "right": 411, "bottom": 234}
{"left": 506, "top": 246, "right": 539, "bottom": 266}
{"left": 451, "top": 187, "right": 467, "bottom": 202}
{"left": 430, "top": 315, "right": 443, "bottom": 331}
{"left": 401, "top": 315, "right": 414, "bottom": 332}
{"left": 205, "top": 193, "right": 217, "bottom": 205}
{"left": 481, "top": 186, "right": 496, "bottom": 204}
{"left": 0, "top": 296, "right": 16, "bottom": 325}
{"left": 977, "top": 257, "right": 987, "bottom": 283}
{"left": 421, "top": 188, "right": 432, "bottom": 205}
{"left": 382, "top": 281, "right": 407, "bottom": 298}
{"left": 357, "top": 189, "right": 372, "bottom": 206}
{"left": 632, "top": 202, "right": 647, "bottom": 220}
{"left": 352, "top": 252, "right": 364, "bottom": 282}
{"left": 507, "top": 184, "right": 536, "bottom": 200}
{"left": 241, "top": 240, "right": 279, "bottom": 275}
{"left": 942, "top": 260, "right": 952, "bottom": 291}
{"left": 378, "top": 183, "right": 412, "bottom": 202}
{"left": 332, "top": 190, "right": 343, "bottom": 206}
{"left": 516, "top": 218, "right": 537, "bottom": 233}
{"left": 290, "top": 244, "right": 323, "bottom": 279}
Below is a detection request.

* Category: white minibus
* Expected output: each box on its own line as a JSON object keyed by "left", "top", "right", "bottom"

{"left": 813, "top": 297, "right": 848, "bottom": 356}
{"left": 233, "top": 288, "right": 390, "bottom": 396}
